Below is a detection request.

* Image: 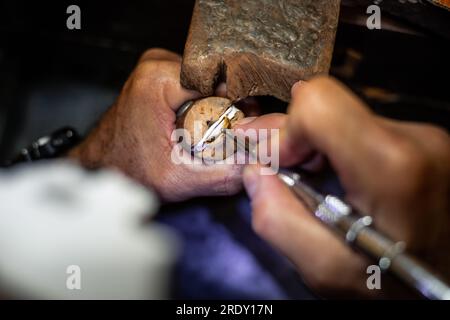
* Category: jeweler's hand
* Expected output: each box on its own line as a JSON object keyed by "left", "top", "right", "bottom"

{"left": 243, "top": 76, "right": 450, "bottom": 298}
{"left": 69, "top": 48, "right": 245, "bottom": 202}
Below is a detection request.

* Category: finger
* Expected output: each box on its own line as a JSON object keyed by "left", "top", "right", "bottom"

{"left": 282, "top": 77, "right": 398, "bottom": 208}
{"left": 234, "top": 114, "right": 286, "bottom": 160}
{"left": 132, "top": 58, "right": 201, "bottom": 112}
{"left": 162, "top": 161, "right": 243, "bottom": 201}
{"left": 243, "top": 164, "right": 369, "bottom": 295}
{"left": 375, "top": 119, "right": 450, "bottom": 247}
{"left": 195, "top": 162, "right": 244, "bottom": 196}
{"left": 234, "top": 113, "right": 286, "bottom": 131}
{"left": 138, "top": 48, "right": 182, "bottom": 63}
{"left": 281, "top": 77, "right": 449, "bottom": 247}
{"left": 380, "top": 118, "right": 450, "bottom": 167}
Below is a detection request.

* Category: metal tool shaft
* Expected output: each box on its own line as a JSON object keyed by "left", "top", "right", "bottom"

{"left": 278, "top": 171, "right": 450, "bottom": 300}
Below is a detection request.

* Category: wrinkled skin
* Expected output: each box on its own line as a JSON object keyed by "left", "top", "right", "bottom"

{"left": 69, "top": 48, "right": 247, "bottom": 202}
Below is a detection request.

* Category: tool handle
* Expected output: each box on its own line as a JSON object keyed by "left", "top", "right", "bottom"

{"left": 283, "top": 172, "right": 450, "bottom": 300}
{"left": 338, "top": 213, "right": 450, "bottom": 300}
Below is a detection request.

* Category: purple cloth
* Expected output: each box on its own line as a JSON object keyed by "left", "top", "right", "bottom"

{"left": 156, "top": 193, "right": 316, "bottom": 299}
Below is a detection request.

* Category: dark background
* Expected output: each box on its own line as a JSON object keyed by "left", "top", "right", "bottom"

{"left": 0, "top": 1, "right": 194, "bottom": 160}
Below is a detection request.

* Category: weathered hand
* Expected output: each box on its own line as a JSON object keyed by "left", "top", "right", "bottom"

{"left": 243, "top": 77, "right": 450, "bottom": 298}
{"left": 69, "top": 48, "right": 244, "bottom": 202}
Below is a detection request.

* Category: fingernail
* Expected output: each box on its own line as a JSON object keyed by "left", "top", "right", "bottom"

{"left": 234, "top": 117, "right": 257, "bottom": 127}
{"left": 243, "top": 165, "right": 260, "bottom": 198}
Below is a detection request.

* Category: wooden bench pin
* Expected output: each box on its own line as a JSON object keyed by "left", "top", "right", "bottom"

{"left": 176, "top": 97, "right": 245, "bottom": 161}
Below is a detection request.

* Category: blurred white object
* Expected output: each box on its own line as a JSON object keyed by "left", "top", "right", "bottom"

{"left": 0, "top": 161, "right": 178, "bottom": 299}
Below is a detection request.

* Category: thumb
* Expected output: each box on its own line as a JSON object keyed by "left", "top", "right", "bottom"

{"left": 243, "top": 164, "right": 329, "bottom": 257}
{"left": 242, "top": 164, "right": 367, "bottom": 293}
